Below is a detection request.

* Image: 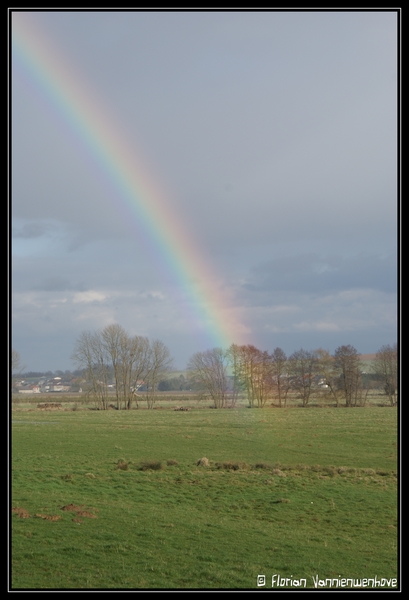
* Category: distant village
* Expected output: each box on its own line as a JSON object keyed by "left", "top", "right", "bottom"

{"left": 12, "top": 372, "right": 149, "bottom": 395}
{"left": 13, "top": 375, "right": 82, "bottom": 394}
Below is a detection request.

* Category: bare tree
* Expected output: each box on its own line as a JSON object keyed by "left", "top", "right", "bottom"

{"left": 288, "top": 348, "right": 318, "bottom": 406}
{"left": 12, "top": 349, "right": 26, "bottom": 378}
{"left": 72, "top": 330, "right": 111, "bottom": 409}
{"left": 226, "top": 344, "right": 240, "bottom": 407}
{"left": 316, "top": 348, "right": 341, "bottom": 407}
{"left": 270, "top": 347, "right": 290, "bottom": 407}
{"left": 333, "top": 345, "right": 363, "bottom": 407}
{"left": 12, "top": 349, "right": 21, "bottom": 373}
{"left": 228, "top": 344, "right": 273, "bottom": 408}
{"left": 373, "top": 343, "right": 398, "bottom": 405}
{"left": 145, "top": 339, "right": 173, "bottom": 409}
{"left": 125, "top": 335, "right": 151, "bottom": 409}
{"left": 11, "top": 349, "right": 26, "bottom": 393}
{"left": 72, "top": 325, "right": 172, "bottom": 410}
{"left": 188, "top": 348, "right": 229, "bottom": 408}
{"left": 101, "top": 324, "right": 128, "bottom": 409}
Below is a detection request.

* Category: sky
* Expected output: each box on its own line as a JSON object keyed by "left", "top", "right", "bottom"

{"left": 11, "top": 9, "right": 399, "bottom": 373}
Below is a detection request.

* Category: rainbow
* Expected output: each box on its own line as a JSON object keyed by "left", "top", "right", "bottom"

{"left": 12, "top": 12, "right": 251, "bottom": 350}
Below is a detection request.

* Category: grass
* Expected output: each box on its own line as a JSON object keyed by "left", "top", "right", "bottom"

{"left": 11, "top": 406, "right": 398, "bottom": 589}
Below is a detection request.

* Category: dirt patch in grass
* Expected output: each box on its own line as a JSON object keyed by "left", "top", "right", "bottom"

{"left": 12, "top": 507, "right": 30, "bottom": 518}
{"left": 60, "top": 504, "right": 98, "bottom": 518}
{"left": 61, "top": 504, "right": 86, "bottom": 512}
{"left": 74, "top": 510, "right": 97, "bottom": 518}
{"left": 34, "top": 514, "right": 62, "bottom": 521}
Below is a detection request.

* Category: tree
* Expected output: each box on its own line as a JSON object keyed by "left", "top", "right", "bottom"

{"left": 373, "top": 343, "right": 398, "bottom": 405}
{"left": 288, "top": 349, "right": 318, "bottom": 406}
{"left": 72, "top": 325, "right": 172, "bottom": 410}
{"left": 11, "top": 349, "right": 25, "bottom": 393}
{"left": 227, "top": 344, "right": 243, "bottom": 407}
{"left": 316, "top": 348, "right": 341, "bottom": 407}
{"left": 228, "top": 344, "right": 273, "bottom": 408}
{"left": 12, "top": 349, "right": 22, "bottom": 374}
{"left": 188, "top": 348, "right": 230, "bottom": 408}
{"left": 270, "top": 347, "right": 290, "bottom": 407}
{"left": 72, "top": 330, "right": 111, "bottom": 409}
{"left": 100, "top": 324, "right": 128, "bottom": 409}
{"left": 145, "top": 339, "right": 173, "bottom": 409}
{"left": 333, "top": 345, "right": 363, "bottom": 407}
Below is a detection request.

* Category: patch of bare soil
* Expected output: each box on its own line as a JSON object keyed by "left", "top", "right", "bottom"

{"left": 74, "top": 510, "right": 97, "bottom": 518}
{"left": 61, "top": 504, "right": 98, "bottom": 518}
{"left": 12, "top": 507, "right": 30, "bottom": 518}
{"left": 60, "top": 504, "right": 86, "bottom": 511}
{"left": 13, "top": 504, "right": 98, "bottom": 521}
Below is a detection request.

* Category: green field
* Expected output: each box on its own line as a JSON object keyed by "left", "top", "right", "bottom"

{"left": 11, "top": 405, "right": 398, "bottom": 590}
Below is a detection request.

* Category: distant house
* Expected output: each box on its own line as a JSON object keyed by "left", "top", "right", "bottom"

{"left": 50, "top": 385, "right": 71, "bottom": 392}
{"left": 19, "top": 385, "right": 40, "bottom": 394}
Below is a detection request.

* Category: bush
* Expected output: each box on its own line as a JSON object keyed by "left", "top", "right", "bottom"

{"left": 216, "top": 461, "right": 249, "bottom": 471}
{"left": 116, "top": 460, "right": 129, "bottom": 470}
{"left": 139, "top": 461, "right": 163, "bottom": 471}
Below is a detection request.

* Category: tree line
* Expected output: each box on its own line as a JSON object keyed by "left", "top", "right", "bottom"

{"left": 188, "top": 343, "right": 398, "bottom": 409}
{"left": 12, "top": 327, "right": 397, "bottom": 410}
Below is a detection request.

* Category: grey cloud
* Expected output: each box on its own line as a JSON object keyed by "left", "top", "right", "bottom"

{"left": 11, "top": 11, "right": 398, "bottom": 371}
{"left": 34, "top": 277, "right": 87, "bottom": 292}
{"left": 13, "top": 222, "right": 49, "bottom": 239}
{"left": 243, "top": 253, "right": 397, "bottom": 295}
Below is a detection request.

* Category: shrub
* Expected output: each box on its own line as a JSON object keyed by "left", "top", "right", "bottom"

{"left": 272, "top": 468, "right": 286, "bottom": 477}
{"left": 139, "top": 461, "right": 163, "bottom": 471}
{"left": 255, "top": 462, "right": 271, "bottom": 470}
{"left": 216, "top": 461, "right": 249, "bottom": 471}
{"left": 116, "top": 460, "right": 129, "bottom": 471}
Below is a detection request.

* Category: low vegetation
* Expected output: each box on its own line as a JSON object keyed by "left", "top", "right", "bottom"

{"left": 11, "top": 405, "right": 398, "bottom": 589}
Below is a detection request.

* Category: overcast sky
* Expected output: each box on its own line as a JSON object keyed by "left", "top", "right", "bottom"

{"left": 11, "top": 9, "right": 398, "bottom": 372}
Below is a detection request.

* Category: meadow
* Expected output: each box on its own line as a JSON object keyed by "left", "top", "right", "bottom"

{"left": 11, "top": 401, "right": 398, "bottom": 590}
